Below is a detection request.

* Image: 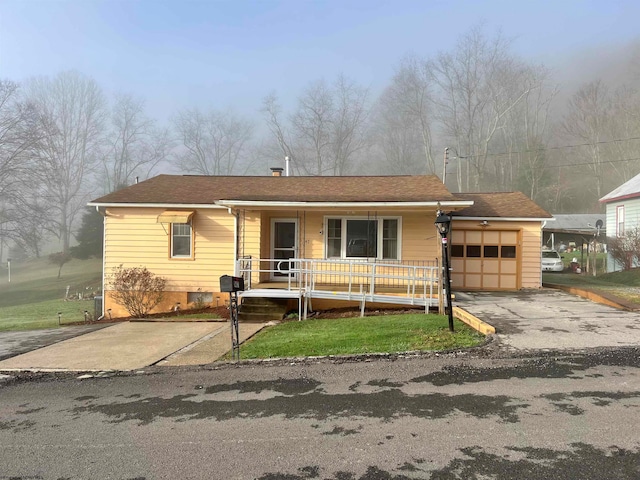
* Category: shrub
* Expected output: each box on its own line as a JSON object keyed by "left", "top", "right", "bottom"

{"left": 608, "top": 227, "right": 640, "bottom": 271}
{"left": 49, "top": 251, "right": 72, "bottom": 279}
{"left": 110, "top": 265, "right": 167, "bottom": 318}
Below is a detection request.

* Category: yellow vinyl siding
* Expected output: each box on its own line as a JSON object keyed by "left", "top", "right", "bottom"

{"left": 520, "top": 222, "right": 543, "bottom": 289}
{"left": 104, "top": 207, "right": 236, "bottom": 292}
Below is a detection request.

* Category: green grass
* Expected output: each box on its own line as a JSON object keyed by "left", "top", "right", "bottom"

{"left": 0, "top": 257, "right": 102, "bottom": 308}
{"left": 0, "top": 298, "right": 96, "bottom": 331}
{"left": 236, "top": 314, "right": 485, "bottom": 359}
{"left": 544, "top": 268, "right": 640, "bottom": 304}
{"left": 0, "top": 257, "right": 102, "bottom": 331}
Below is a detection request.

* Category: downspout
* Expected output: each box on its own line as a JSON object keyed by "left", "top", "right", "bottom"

{"left": 541, "top": 220, "right": 547, "bottom": 288}
{"left": 95, "top": 205, "right": 107, "bottom": 320}
{"left": 229, "top": 207, "right": 239, "bottom": 276}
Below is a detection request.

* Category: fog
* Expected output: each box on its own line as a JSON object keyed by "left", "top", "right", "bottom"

{"left": 1, "top": 10, "right": 640, "bottom": 258}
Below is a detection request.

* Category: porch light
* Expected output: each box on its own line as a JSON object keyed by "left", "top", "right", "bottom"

{"left": 434, "top": 210, "right": 454, "bottom": 332}
{"left": 435, "top": 212, "right": 451, "bottom": 236}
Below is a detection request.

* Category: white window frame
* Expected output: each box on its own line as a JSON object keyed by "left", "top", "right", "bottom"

{"left": 171, "top": 222, "right": 193, "bottom": 258}
{"left": 323, "top": 216, "right": 402, "bottom": 260}
{"left": 616, "top": 205, "right": 625, "bottom": 237}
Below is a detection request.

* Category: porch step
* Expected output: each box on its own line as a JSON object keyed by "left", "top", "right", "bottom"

{"left": 238, "top": 297, "right": 288, "bottom": 322}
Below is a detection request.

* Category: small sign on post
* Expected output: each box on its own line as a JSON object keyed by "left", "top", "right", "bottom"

{"left": 219, "top": 275, "right": 245, "bottom": 361}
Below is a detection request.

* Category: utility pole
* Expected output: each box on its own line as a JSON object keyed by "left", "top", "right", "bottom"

{"left": 443, "top": 148, "right": 449, "bottom": 185}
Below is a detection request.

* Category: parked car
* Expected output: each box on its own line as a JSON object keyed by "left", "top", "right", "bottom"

{"left": 542, "top": 250, "right": 564, "bottom": 272}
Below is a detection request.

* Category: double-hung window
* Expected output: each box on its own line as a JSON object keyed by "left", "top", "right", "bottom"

{"left": 325, "top": 217, "right": 401, "bottom": 260}
{"left": 171, "top": 223, "right": 192, "bottom": 258}
{"left": 617, "top": 205, "right": 625, "bottom": 237}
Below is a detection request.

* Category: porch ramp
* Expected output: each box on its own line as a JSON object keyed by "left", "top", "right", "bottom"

{"left": 237, "top": 258, "right": 440, "bottom": 319}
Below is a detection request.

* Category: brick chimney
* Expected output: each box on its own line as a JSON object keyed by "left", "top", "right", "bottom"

{"left": 270, "top": 167, "right": 284, "bottom": 177}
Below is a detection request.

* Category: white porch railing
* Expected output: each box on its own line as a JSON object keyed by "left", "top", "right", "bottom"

{"left": 236, "top": 257, "right": 441, "bottom": 317}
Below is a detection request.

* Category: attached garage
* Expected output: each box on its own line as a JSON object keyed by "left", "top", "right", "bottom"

{"left": 449, "top": 193, "right": 553, "bottom": 291}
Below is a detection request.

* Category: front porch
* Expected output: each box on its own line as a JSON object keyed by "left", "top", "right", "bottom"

{"left": 236, "top": 257, "right": 444, "bottom": 318}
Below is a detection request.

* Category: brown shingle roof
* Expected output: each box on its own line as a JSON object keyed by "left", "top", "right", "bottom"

{"left": 451, "top": 192, "right": 552, "bottom": 219}
{"left": 90, "top": 174, "right": 458, "bottom": 204}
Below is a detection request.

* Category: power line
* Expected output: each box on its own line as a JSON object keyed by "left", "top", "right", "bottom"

{"left": 453, "top": 135, "right": 640, "bottom": 160}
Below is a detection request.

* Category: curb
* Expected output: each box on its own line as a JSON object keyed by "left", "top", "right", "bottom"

{"left": 543, "top": 283, "right": 640, "bottom": 311}
{"left": 452, "top": 306, "right": 496, "bottom": 335}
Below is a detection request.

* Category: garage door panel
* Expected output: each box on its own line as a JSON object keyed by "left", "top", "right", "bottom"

{"left": 483, "top": 231, "right": 500, "bottom": 243}
{"left": 451, "top": 230, "right": 465, "bottom": 243}
{"left": 465, "top": 259, "right": 482, "bottom": 273}
{"left": 451, "top": 259, "right": 464, "bottom": 271}
{"left": 500, "top": 276, "right": 517, "bottom": 289}
{"left": 451, "top": 273, "right": 464, "bottom": 288}
{"left": 483, "top": 260, "right": 500, "bottom": 274}
{"left": 453, "top": 229, "right": 521, "bottom": 290}
{"left": 501, "top": 231, "right": 518, "bottom": 243}
{"left": 466, "top": 231, "right": 482, "bottom": 243}
{"left": 501, "top": 261, "right": 517, "bottom": 274}
{"left": 465, "top": 274, "right": 482, "bottom": 288}
{"left": 483, "top": 275, "right": 499, "bottom": 289}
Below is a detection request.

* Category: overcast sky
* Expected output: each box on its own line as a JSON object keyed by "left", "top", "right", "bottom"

{"left": 1, "top": 0, "right": 639, "bottom": 122}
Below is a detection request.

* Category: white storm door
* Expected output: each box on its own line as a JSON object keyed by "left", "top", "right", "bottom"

{"left": 271, "top": 218, "right": 298, "bottom": 280}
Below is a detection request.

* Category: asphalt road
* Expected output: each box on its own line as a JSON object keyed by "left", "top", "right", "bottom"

{"left": 1, "top": 347, "right": 639, "bottom": 479}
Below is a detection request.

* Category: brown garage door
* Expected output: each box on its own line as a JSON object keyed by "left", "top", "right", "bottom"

{"left": 450, "top": 230, "right": 520, "bottom": 290}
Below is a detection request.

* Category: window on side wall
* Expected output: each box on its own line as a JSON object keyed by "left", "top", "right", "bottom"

{"left": 617, "top": 205, "right": 625, "bottom": 237}
{"left": 325, "top": 217, "right": 401, "bottom": 260}
{"left": 171, "top": 223, "right": 192, "bottom": 258}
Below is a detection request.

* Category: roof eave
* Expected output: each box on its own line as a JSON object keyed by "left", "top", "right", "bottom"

{"left": 87, "top": 202, "right": 225, "bottom": 209}
{"left": 599, "top": 192, "right": 640, "bottom": 203}
{"left": 216, "top": 200, "right": 474, "bottom": 209}
{"left": 453, "top": 216, "right": 554, "bottom": 222}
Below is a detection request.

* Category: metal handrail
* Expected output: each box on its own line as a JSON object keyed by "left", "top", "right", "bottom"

{"left": 236, "top": 257, "right": 440, "bottom": 304}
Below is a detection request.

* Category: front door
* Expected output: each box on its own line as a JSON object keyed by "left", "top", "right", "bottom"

{"left": 271, "top": 218, "right": 298, "bottom": 280}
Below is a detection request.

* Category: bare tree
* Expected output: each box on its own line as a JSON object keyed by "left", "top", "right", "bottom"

{"left": 605, "top": 85, "right": 640, "bottom": 188}
{"left": 494, "top": 66, "right": 558, "bottom": 202}
{"left": 562, "top": 80, "right": 611, "bottom": 200}
{"left": 0, "top": 80, "right": 48, "bottom": 257}
{"left": 382, "top": 57, "right": 436, "bottom": 174}
{"left": 291, "top": 79, "right": 334, "bottom": 175}
{"left": 329, "top": 74, "right": 370, "bottom": 175}
{"left": 0, "top": 81, "right": 35, "bottom": 200}
{"left": 26, "top": 71, "right": 106, "bottom": 253}
{"left": 371, "top": 81, "right": 424, "bottom": 174}
{"left": 101, "top": 93, "right": 172, "bottom": 192}
{"left": 430, "top": 26, "right": 534, "bottom": 191}
{"left": 261, "top": 93, "right": 296, "bottom": 169}
{"left": 263, "top": 75, "right": 370, "bottom": 176}
{"left": 173, "top": 107, "right": 254, "bottom": 175}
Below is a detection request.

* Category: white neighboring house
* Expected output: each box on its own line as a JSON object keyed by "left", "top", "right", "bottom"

{"left": 600, "top": 172, "right": 640, "bottom": 272}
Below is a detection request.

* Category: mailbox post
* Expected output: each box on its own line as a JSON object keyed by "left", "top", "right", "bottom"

{"left": 220, "top": 275, "right": 245, "bottom": 360}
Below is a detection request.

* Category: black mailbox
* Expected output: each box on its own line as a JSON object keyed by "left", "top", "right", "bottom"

{"left": 220, "top": 275, "right": 245, "bottom": 292}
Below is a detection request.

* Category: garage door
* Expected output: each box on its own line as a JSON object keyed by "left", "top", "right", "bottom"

{"left": 450, "top": 230, "right": 519, "bottom": 290}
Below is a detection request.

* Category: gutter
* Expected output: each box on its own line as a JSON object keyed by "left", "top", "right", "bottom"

{"left": 216, "top": 200, "right": 474, "bottom": 209}
{"left": 453, "top": 216, "right": 555, "bottom": 222}
{"left": 87, "top": 202, "right": 227, "bottom": 209}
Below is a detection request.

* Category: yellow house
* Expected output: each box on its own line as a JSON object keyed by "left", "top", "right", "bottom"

{"left": 88, "top": 174, "right": 552, "bottom": 318}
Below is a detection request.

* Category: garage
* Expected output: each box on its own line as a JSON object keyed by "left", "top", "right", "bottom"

{"left": 450, "top": 229, "right": 519, "bottom": 290}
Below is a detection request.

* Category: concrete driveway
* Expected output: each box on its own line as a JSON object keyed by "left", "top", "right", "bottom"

{"left": 0, "top": 321, "right": 265, "bottom": 372}
{"left": 0, "top": 324, "right": 109, "bottom": 361}
{"left": 456, "top": 289, "right": 640, "bottom": 351}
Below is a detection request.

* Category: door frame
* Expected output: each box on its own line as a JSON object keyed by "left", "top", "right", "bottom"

{"left": 270, "top": 218, "right": 299, "bottom": 281}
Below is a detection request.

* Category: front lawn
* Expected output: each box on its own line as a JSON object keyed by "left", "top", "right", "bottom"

{"left": 0, "top": 299, "right": 95, "bottom": 331}
{"left": 237, "top": 313, "right": 484, "bottom": 359}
